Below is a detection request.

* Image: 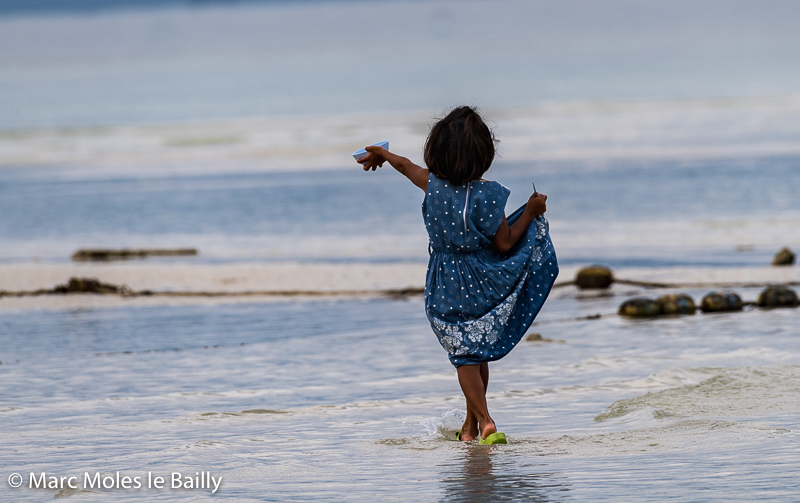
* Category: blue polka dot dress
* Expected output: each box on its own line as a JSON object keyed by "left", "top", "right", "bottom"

{"left": 422, "top": 173, "right": 559, "bottom": 367}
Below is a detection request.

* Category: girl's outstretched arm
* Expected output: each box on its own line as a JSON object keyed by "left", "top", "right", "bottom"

{"left": 493, "top": 192, "right": 547, "bottom": 254}
{"left": 358, "top": 146, "right": 429, "bottom": 190}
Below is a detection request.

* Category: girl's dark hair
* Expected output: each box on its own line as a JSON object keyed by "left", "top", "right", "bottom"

{"left": 424, "top": 106, "right": 497, "bottom": 186}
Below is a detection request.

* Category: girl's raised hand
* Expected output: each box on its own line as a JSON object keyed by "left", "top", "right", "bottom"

{"left": 358, "top": 146, "right": 387, "bottom": 171}
{"left": 527, "top": 192, "right": 547, "bottom": 217}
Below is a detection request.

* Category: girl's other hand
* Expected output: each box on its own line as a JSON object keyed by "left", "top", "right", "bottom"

{"left": 359, "top": 146, "right": 387, "bottom": 171}
{"left": 527, "top": 192, "right": 547, "bottom": 216}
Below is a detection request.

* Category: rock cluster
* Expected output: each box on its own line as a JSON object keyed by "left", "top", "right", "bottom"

{"left": 575, "top": 266, "right": 614, "bottom": 289}
{"left": 608, "top": 286, "right": 800, "bottom": 318}
{"left": 53, "top": 277, "right": 128, "bottom": 294}
{"left": 71, "top": 248, "right": 198, "bottom": 262}
{"left": 618, "top": 294, "right": 699, "bottom": 317}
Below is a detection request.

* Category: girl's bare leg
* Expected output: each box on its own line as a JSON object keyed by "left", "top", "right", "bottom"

{"left": 461, "top": 363, "right": 490, "bottom": 439}
{"left": 461, "top": 384, "right": 480, "bottom": 440}
{"left": 457, "top": 363, "right": 495, "bottom": 441}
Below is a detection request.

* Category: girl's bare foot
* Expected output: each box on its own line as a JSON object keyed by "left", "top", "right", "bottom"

{"left": 458, "top": 412, "right": 495, "bottom": 441}
{"left": 459, "top": 420, "right": 479, "bottom": 441}
{"left": 459, "top": 407, "right": 480, "bottom": 441}
{"left": 480, "top": 420, "right": 497, "bottom": 440}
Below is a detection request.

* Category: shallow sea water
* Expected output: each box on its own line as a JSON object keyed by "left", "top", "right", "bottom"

{"left": 1, "top": 150, "right": 799, "bottom": 502}
{"left": 1, "top": 289, "right": 799, "bottom": 501}
{"left": 1, "top": 158, "right": 799, "bottom": 501}
{"left": 1, "top": 155, "right": 798, "bottom": 267}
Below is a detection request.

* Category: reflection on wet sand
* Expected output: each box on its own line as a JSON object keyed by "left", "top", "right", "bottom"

{"left": 439, "top": 447, "right": 569, "bottom": 502}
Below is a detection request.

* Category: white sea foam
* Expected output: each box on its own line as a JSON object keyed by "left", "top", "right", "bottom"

{"left": 3, "top": 96, "right": 800, "bottom": 173}
{"left": 2, "top": 295, "right": 798, "bottom": 501}
{"left": 413, "top": 409, "right": 466, "bottom": 439}
{"left": 595, "top": 365, "right": 800, "bottom": 423}
{"left": 512, "top": 418, "right": 792, "bottom": 458}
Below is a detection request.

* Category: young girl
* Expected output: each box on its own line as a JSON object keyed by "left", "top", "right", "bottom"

{"left": 356, "top": 106, "right": 558, "bottom": 444}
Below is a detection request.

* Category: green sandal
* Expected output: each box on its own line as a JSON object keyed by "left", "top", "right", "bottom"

{"left": 479, "top": 432, "right": 507, "bottom": 445}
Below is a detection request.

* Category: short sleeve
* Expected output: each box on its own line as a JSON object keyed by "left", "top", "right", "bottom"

{"left": 471, "top": 181, "right": 510, "bottom": 241}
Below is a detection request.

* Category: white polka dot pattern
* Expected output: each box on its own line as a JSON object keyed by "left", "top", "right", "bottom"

{"left": 421, "top": 173, "right": 559, "bottom": 367}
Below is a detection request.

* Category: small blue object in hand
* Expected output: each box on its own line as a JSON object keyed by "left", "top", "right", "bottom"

{"left": 352, "top": 141, "right": 389, "bottom": 161}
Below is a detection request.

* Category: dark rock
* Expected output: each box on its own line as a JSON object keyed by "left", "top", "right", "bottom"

{"left": 53, "top": 277, "right": 124, "bottom": 295}
{"left": 657, "top": 294, "right": 697, "bottom": 315}
{"left": 700, "top": 291, "right": 743, "bottom": 312}
{"left": 385, "top": 287, "right": 425, "bottom": 298}
{"left": 756, "top": 286, "right": 800, "bottom": 308}
{"left": 618, "top": 297, "right": 661, "bottom": 317}
{"left": 772, "top": 247, "right": 795, "bottom": 266}
{"left": 525, "top": 333, "right": 563, "bottom": 343}
{"left": 71, "top": 248, "right": 198, "bottom": 262}
{"left": 576, "top": 265, "right": 614, "bottom": 289}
